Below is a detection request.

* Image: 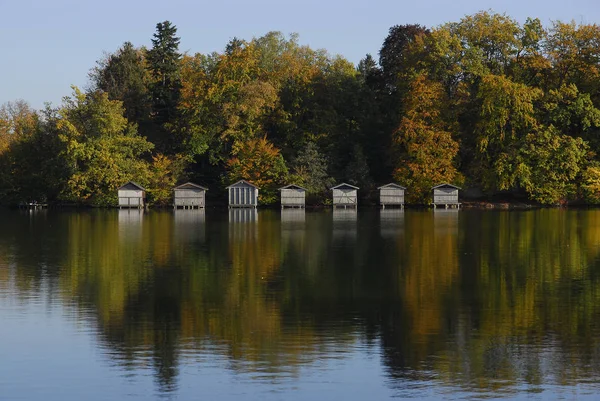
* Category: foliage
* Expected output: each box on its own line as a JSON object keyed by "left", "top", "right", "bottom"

{"left": 544, "top": 21, "right": 600, "bottom": 93}
{"left": 55, "top": 87, "right": 154, "bottom": 206}
{"left": 147, "top": 21, "right": 182, "bottom": 153}
{"left": 514, "top": 126, "right": 588, "bottom": 204}
{"left": 5, "top": 14, "right": 600, "bottom": 205}
{"left": 0, "top": 100, "right": 39, "bottom": 153}
{"left": 0, "top": 102, "right": 70, "bottom": 204}
{"left": 344, "top": 145, "right": 372, "bottom": 189}
{"left": 89, "top": 42, "right": 152, "bottom": 124}
{"left": 146, "top": 154, "right": 188, "bottom": 206}
{"left": 474, "top": 74, "right": 542, "bottom": 191}
{"left": 290, "top": 141, "right": 334, "bottom": 197}
{"left": 226, "top": 136, "right": 288, "bottom": 204}
{"left": 392, "top": 74, "right": 461, "bottom": 203}
{"left": 450, "top": 11, "right": 521, "bottom": 76}
{"left": 542, "top": 84, "right": 600, "bottom": 145}
{"left": 379, "top": 24, "right": 429, "bottom": 92}
{"left": 581, "top": 165, "right": 600, "bottom": 203}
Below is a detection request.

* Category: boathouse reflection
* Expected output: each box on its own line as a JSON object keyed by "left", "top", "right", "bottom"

{"left": 380, "top": 209, "right": 405, "bottom": 238}
{"left": 332, "top": 208, "right": 357, "bottom": 243}
{"left": 173, "top": 209, "right": 206, "bottom": 244}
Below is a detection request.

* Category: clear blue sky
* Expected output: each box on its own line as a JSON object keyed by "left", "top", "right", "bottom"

{"left": 1, "top": 0, "right": 599, "bottom": 109}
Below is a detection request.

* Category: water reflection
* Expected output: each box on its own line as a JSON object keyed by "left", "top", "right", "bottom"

{"left": 173, "top": 209, "right": 205, "bottom": 244}
{"left": 332, "top": 209, "right": 357, "bottom": 243}
{"left": 280, "top": 208, "right": 305, "bottom": 226}
{"left": 432, "top": 208, "right": 459, "bottom": 234}
{"left": 1, "top": 210, "right": 600, "bottom": 399}
{"left": 281, "top": 209, "right": 305, "bottom": 256}
{"left": 379, "top": 209, "right": 404, "bottom": 238}
{"left": 381, "top": 210, "right": 460, "bottom": 388}
{"left": 118, "top": 209, "right": 143, "bottom": 241}
{"left": 228, "top": 208, "right": 258, "bottom": 223}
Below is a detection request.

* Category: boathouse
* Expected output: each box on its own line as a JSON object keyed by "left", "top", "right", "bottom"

{"left": 227, "top": 180, "right": 259, "bottom": 208}
{"left": 118, "top": 181, "right": 146, "bottom": 209}
{"left": 173, "top": 182, "right": 208, "bottom": 209}
{"left": 432, "top": 183, "right": 461, "bottom": 208}
{"left": 330, "top": 183, "right": 359, "bottom": 208}
{"left": 378, "top": 183, "right": 406, "bottom": 208}
{"left": 279, "top": 184, "right": 307, "bottom": 208}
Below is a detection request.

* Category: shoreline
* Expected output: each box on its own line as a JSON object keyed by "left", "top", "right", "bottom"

{"left": 5, "top": 201, "right": 596, "bottom": 211}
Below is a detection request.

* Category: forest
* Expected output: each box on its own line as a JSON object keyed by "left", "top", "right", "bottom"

{"left": 1, "top": 11, "right": 600, "bottom": 206}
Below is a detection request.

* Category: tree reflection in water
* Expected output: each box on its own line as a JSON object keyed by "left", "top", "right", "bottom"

{"left": 1, "top": 209, "right": 600, "bottom": 396}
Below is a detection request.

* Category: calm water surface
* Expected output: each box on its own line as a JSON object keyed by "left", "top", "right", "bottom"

{"left": 1, "top": 208, "right": 600, "bottom": 400}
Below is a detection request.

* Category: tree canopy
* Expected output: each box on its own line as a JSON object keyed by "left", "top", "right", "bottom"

{"left": 2, "top": 13, "right": 600, "bottom": 206}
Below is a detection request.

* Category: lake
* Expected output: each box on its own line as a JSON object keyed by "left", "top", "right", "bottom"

{"left": 1, "top": 208, "right": 600, "bottom": 400}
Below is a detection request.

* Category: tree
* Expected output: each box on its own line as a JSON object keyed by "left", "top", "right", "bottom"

{"left": 226, "top": 137, "right": 288, "bottom": 204}
{"left": 541, "top": 84, "right": 600, "bottom": 146}
{"left": 355, "top": 54, "right": 392, "bottom": 183}
{"left": 357, "top": 54, "right": 380, "bottom": 86}
{"left": 147, "top": 21, "right": 182, "bottom": 152}
{"left": 221, "top": 81, "right": 279, "bottom": 144}
{"left": 393, "top": 74, "right": 461, "bottom": 203}
{"left": 290, "top": 141, "right": 333, "bottom": 198}
{"left": 177, "top": 40, "right": 264, "bottom": 164}
{"left": 544, "top": 21, "right": 600, "bottom": 94}
{"left": 582, "top": 165, "right": 600, "bottom": 203}
{"left": 304, "top": 56, "right": 362, "bottom": 178}
{"left": 379, "top": 24, "right": 429, "bottom": 92}
{"left": 450, "top": 11, "right": 521, "bottom": 76}
{"left": 176, "top": 53, "right": 214, "bottom": 159}
{"left": 0, "top": 101, "right": 54, "bottom": 204}
{"left": 512, "top": 18, "right": 551, "bottom": 88}
{"left": 474, "top": 74, "right": 542, "bottom": 191}
{"left": 146, "top": 154, "right": 187, "bottom": 206}
{"left": 0, "top": 104, "right": 72, "bottom": 204}
{"left": 513, "top": 126, "right": 588, "bottom": 204}
{"left": 6, "top": 13, "right": 600, "bottom": 207}
{"left": 474, "top": 76, "right": 590, "bottom": 203}
{"left": 55, "top": 87, "right": 154, "bottom": 206}
{"left": 0, "top": 100, "right": 38, "bottom": 154}
{"left": 89, "top": 42, "right": 151, "bottom": 124}
{"left": 344, "top": 144, "right": 372, "bottom": 189}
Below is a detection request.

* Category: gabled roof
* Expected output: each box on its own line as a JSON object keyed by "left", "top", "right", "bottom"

{"left": 118, "top": 181, "right": 145, "bottom": 191}
{"left": 279, "top": 184, "right": 307, "bottom": 191}
{"left": 226, "top": 179, "right": 259, "bottom": 189}
{"left": 378, "top": 183, "right": 406, "bottom": 190}
{"left": 174, "top": 182, "right": 208, "bottom": 191}
{"left": 432, "top": 183, "right": 461, "bottom": 190}
{"left": 330, "top": 182, "right": 359, "bottom": 190}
